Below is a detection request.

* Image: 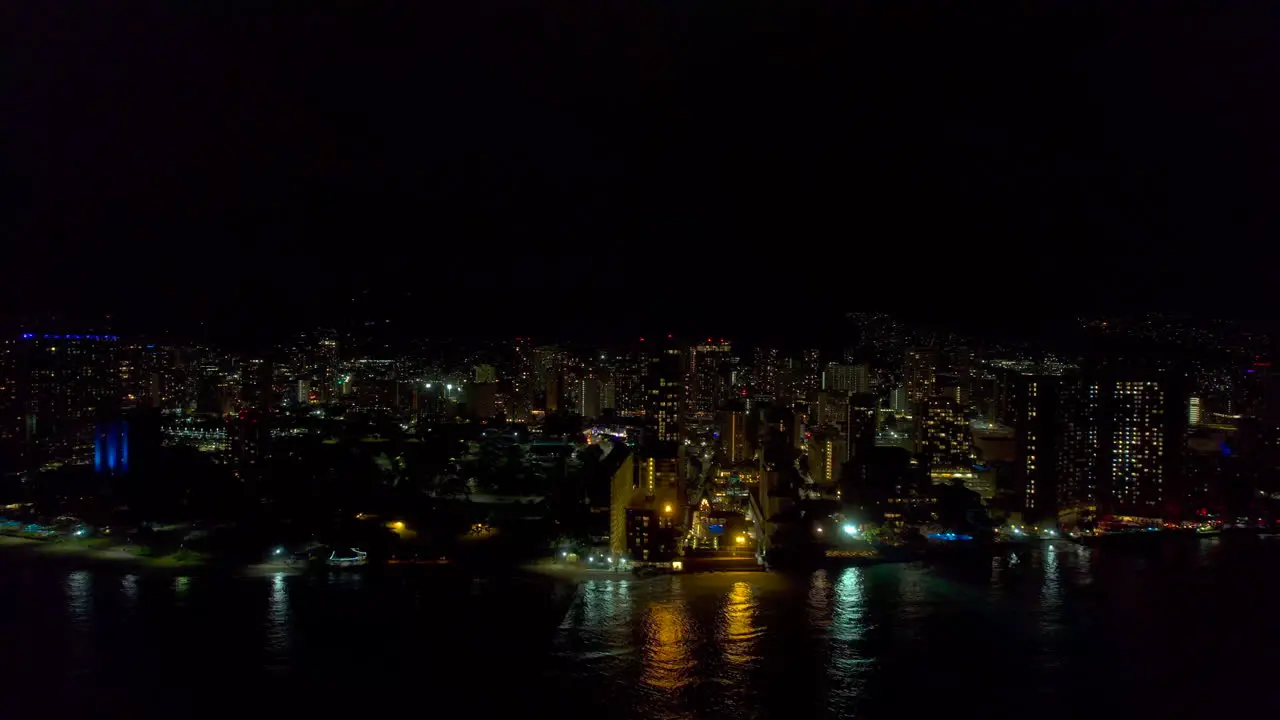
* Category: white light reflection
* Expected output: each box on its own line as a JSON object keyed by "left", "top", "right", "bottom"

{"left": 265, "top": 572, "right": 292, "bottom": 671}
{"left": 65, "top": 570, "right": 92, "bottom": 627}
{"left": 121, "top": 574, "right": 139, "bottom": 605}
{"left": 1041, "top": 544, "right": 1062, "bottom": 612}
{"left": 827, "top": 567, "right": 871, "bottom": 703}
{"left": 832, "top": 568, "right": 866, "bottom": 644}
{"left": 808, "top": 569, "right": 832, "bottom": 630}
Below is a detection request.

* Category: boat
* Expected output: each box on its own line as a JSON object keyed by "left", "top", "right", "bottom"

{"left": 326, "top": 547, "right": 368, "bottom": 568}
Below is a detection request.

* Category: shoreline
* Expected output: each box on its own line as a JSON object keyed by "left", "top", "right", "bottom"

{"left": 0, "top": 536, "right": 270, "bottom": 575}
{"left": 519, "top": 559, "right": 642, "bottom": 582}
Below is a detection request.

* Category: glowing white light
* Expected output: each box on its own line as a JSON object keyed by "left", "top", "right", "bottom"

{"left": 842, "top": 524, "right": 858, "bottom": 536}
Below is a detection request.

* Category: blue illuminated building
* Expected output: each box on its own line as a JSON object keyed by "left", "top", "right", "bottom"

{"left": 95, "top": 420, "right": 130, "bottom": 474}
{"left": 19, "top": 333, "right": 119, "bottom": 341}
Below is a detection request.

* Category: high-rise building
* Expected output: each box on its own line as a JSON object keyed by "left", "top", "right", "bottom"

{"left": 578, "top": 375, "right": 603, "bottom": 419}
{"left": 533, "top": 345, "right": 562, "bottom": 401}
{"left": 802, "top": 348, "right": 821, "bottom": 398}
{"left": 890, "top": 386, "right": 908, "bottom": 414}
{"left": 611, "top": 352, "right": 647, "bottom": 418}
{"left": 753, "top": 347, "right": 780, "bottom": 397}
{"left": 610, "top": 443, "right": 684, "bottom": 561}
{"left": 3, "top": 333, "right": 122, "bottom": 469}
{"left": 718, "top": 409, "right": 753, "bottom": 463}
{"left": 807, "top": 430, "right": 848, "bottom": 485}
{"left": 1008, "top": 374, "right": 1065, "bottom": 517}
{"left": 822, "top": 363, "right": 871, "bottom": 394}
{"left": 905, "top": 348, "right": 939, "bottom": 409}
{"left": 812, "top": 390, "right": 850, "bottom": 429}
{"left": 466, "top": 383, "right": 497, "bottom": 419}
{"left": 474, "top": 364, "right": 497, "bottom": 384}
{"left": 509, "top": 337, "right": 536, "bottom": 421}
{"left": 318, "top": 334, "right": 340, "bottom": 403}
{"left": 647, "top": 344, "right": 684, "bottom": 444}
{"left": 688, "top": 341, "right": 732, "bottom": 417}
{"left": 1060, "top": 370, "right": 1189, "bottom": 516}
{"left": 226, "top": 410, "right": 270, "bottom": 480}
{"left": 238, "top": 358, "right": 274, "bottom": 412}
{"left": 1110, "top": 379, "right": 1180, "bottom": 514}
{"left": 919, "top": 395, "right": 972, "bottom": 468}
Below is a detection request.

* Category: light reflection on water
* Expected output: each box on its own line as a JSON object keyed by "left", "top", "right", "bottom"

{"left": 11, "top": 539, "right": 1272, "bottom": 719}
{"left": 639, "top": 592, "right": 692, "bottom": 691}
{"left": 265, "top": 572, "right": 291, "bottom": 670}
{"left": 721, "top": 581, "right": 757, "bottom": 667}
{"left": 65, "top": 570, "right": 92, "bottom": 625}
{"left": 121, "top": 574, "right": 138, "bottom": 605}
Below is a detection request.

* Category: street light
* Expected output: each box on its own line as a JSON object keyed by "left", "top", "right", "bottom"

{"left": 842, "top": 524, "right": 859, "bottom": 537}
{"left": 735, "top": 534, "right": 746, "bottom": 545}
{"left": 664, "top": 504, "right": 672, "bottom": 514}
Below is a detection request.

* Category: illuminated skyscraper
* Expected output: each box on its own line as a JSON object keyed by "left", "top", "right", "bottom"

{"left": 822, "top": 363, "right": 871, "bottom": 394}
{"left": 646, "top": 339, "right": 684, "bottom": 444}
{"left": 1061, "top": 370, "right": 1188, "bottom": 516}
{"left": 474, "top": 364, "right": 497, "bottom": 384}
{"left": 688, "top": 341, "right": 731, "bottom": 417}
{"left": 718, "top": 408, "right": 753, "bottom": 463}
{"left": 1108, "top": 380, "right": 1178, "bottom": 513}
{"left": 4, "top": 333, "right": 121, "bottom": 469}
{"left": 919, "top": 395, "right": 971, "bottom": 468}
{"left": 753, "top": 347, "right": 779, "bottom": 397}
{"left": 806, "top": 429, "right": 848, "bottom": 485}
{"left": 578, "top": 375, "right": 603, "bottom": 419}
{"left": 904, "top": 348, "right": 939, "bottom": 410}
{"left": 1008, "top": 374, "right": 1065, "bottom": 516}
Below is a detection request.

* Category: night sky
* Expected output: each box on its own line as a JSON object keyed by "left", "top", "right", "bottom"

{"left": 8, "top": 2, "right": 1279, "bottom": 342}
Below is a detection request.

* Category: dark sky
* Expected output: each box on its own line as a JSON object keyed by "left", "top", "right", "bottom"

{"left": 7, "top": 2, "right": 1279, "bottom": 341}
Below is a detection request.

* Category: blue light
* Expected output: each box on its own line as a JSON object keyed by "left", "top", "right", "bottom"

{"left": 927, "top": 532, "right": 974, "bottom": 542}
{"left": 121, "top": 420, "right": 129, "bottom": 472}
{"left": 106, "top": 430, "right": 117, "bottom": 471}
{"left": 20, "top": 333, "right": 33, "bottom": 339}
{"left": 67, "top": 334, "right": 81, "bottom": 339}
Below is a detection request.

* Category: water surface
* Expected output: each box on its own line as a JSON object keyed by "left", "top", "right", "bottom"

{"left": 4, "top": 539, "right": 1275, "bottom": 718}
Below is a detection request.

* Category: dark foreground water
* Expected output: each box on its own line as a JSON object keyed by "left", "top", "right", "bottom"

{"left": 3, "top": 538, "right": 1278, "bottom": 718}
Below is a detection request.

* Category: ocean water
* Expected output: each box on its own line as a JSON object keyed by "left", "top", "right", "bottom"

{"left": 3, "top": 538, "right": 1276, "bottom": 718}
